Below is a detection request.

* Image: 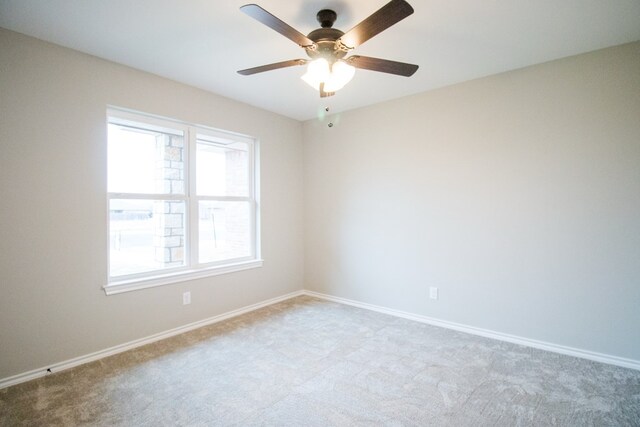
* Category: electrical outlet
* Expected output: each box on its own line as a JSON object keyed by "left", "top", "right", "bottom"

{"left": 183, "top": 291, "right": 191, "bottom": 305}
{"left": 429, "top": 287, "right": 438, "bottom": 300}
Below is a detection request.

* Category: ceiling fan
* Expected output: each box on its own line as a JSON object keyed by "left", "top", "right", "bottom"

{"left": 237, "top": 0, "right": 419, "bottom": 98}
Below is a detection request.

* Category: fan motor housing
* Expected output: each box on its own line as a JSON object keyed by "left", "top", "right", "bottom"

{"left": 306, "top": 27, "right": 347, "bottom": 61}
{"left": 305, "top": 9, "right": 348, "bottom": 61}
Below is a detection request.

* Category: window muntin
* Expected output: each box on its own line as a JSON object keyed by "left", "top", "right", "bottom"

{"left": 106, "top": 109, "right": 259, "bottom": 290}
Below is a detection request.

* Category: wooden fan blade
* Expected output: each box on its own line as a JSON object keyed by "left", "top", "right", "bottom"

{"left": 346, "top": 55, "right": 418, "bottom": 76}
{"left": 338, "top": 0, "right": 414, "bottom": 49}
{"left": 240, "top": 4, "right": 317, "bottom": 48}
{"left": 237, "top": 59, "right": 307, "bottom": 76}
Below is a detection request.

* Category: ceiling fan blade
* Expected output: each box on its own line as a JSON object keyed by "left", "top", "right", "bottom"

{"left": 237, "top": 59, "right": 307, "bottom": 76}
{"left": 338, "top": 0, "right": 414, "bottom": 50}
{"left": 240, "top": 4, "right": 317, "bottom": 48}
{"left": 346, "top": 55, "right": 418, "bottom": 76}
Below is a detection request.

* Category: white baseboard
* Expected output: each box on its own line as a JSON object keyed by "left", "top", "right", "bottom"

{"left": 3, "top": 287, "right": 638, "bottom": 390}
{"left": 0, "top": 290, "right": 305, "bottom": 390}
{"left": 302, "top": 290, "right": 640, "bottom": 371}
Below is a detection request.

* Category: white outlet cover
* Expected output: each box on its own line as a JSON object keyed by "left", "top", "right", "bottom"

{"left": 429, "top": 287, "right": 438, "bottom": 300}
{"left": 183, "top": 291, "right": 191, "bottom": 305}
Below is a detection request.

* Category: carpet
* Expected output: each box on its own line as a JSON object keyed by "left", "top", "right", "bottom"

{"left": 1, "top": 295, "right": 639, "bottom": 426}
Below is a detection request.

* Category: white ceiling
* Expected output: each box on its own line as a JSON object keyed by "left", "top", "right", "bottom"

{"left": 1, "top": 0, "right": 639, "bottom": 121}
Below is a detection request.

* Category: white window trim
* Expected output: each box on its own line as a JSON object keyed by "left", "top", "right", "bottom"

{"left": 104, "top": 108, "right": 262, "bottom": 295}
{"left": 104, "top": 259, "right": 264, "bottom": 295}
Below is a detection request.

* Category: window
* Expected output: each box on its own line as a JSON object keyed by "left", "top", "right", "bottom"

{"left": 106, "top": 109, "right": 261, "bottom": 294}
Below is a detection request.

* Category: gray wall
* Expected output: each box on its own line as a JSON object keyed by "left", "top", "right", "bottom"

{"left": 303, "top": 42, "right": 640, "bottom": 360}
{"left": 0, "top": 28, "right": 304, "bottom": 379}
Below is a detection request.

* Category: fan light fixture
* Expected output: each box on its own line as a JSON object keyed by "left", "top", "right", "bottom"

{"left": 301, "top": 59, "right": 356, "bottom": 93}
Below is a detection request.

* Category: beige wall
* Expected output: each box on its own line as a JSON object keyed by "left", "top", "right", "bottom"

{"left": 1, "top": 26, "right": 639, "bottom": 380}
{"left": 303, "top": 42, "right": 640, "bottom": 360}
{"left": 0, "top": 28, "right": 304, "bottom": 379}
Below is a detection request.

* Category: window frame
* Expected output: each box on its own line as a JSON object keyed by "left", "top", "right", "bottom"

{"left": 105, "top": 108, "right": 262, "bottom": 295}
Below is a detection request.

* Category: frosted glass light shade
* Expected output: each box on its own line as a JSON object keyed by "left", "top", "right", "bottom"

{"left": 301, "top": 59, "right": 355, "bottom": 92}
{"left": 324, "top": 61, "right": 355, "bottom": 92}
{"left": 301, "top": 58, "right": 330, "bottom": 90}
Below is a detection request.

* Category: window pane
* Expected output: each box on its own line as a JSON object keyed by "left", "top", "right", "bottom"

{"left": 110, "top": 199, "right": 186, "bottom": 277}
{"left": 196, "top": 139, "right": 248, "bottom": 197}
{"left": 199, "top": 201, "right": 251, "bottom": 264}
{"left": 108, "top": 123, "right": 185, "bottom": 194}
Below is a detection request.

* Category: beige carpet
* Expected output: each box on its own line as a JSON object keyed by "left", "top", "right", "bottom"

{"left": 1, "top": 295, "right": 639, "bottom": 426}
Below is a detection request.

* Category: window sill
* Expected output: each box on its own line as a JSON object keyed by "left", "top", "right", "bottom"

{"left": 103, "top": 259, "right": 264, "bottom": 295}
